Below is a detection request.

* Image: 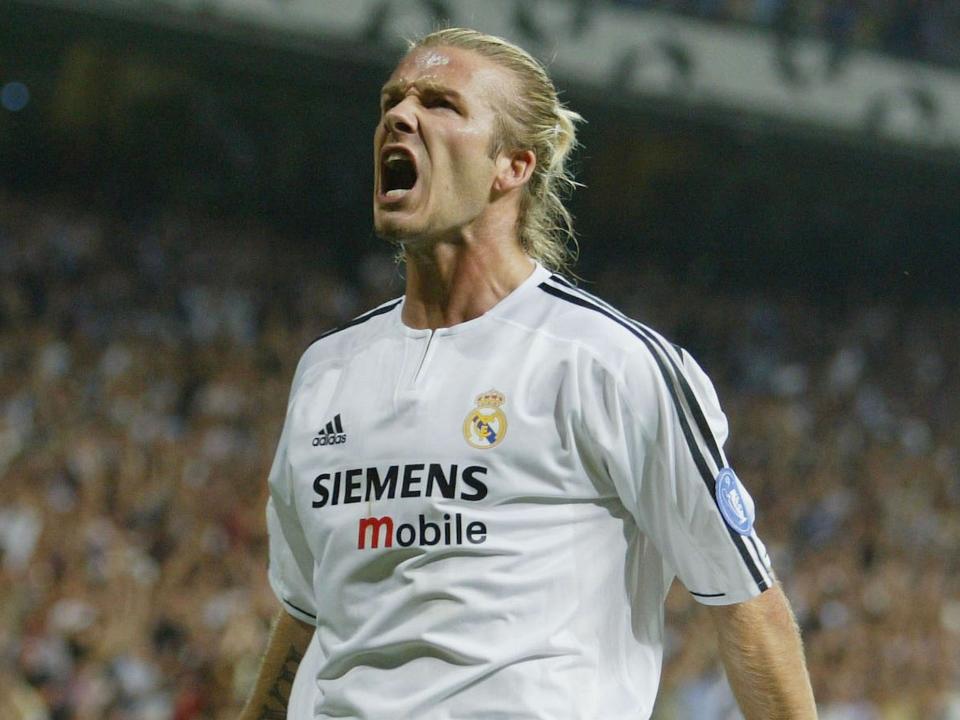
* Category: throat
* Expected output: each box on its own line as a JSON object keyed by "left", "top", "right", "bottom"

{"left": 401, "top": 248, "right": 536, "bottom": 330}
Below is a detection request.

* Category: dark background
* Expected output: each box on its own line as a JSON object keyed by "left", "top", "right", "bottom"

{"left": 3, "top": 1, "right": 959, "bottom": 305}
{"left": 1, "top": 1, "right": 958, "bottom": 718}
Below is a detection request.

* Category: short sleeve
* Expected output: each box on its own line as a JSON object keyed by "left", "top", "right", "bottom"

{"left": 582, "top": 340, "right": 775, "bottom": 605}
{"left": 266, "top": 403, "right": 318, "bottom": 625}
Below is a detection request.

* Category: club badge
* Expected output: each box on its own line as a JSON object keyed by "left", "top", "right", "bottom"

{"left": 463, "top": 390, "right": 508, "bottom": 450}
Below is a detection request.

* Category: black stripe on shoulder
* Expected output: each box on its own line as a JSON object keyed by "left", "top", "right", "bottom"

{"left": 549, "top": 275, "right": 725, "bottom": 470}
{"left": 312, "top": 299, "right": 402, "bottom": 345}
{"left": 283, "top": 597, "right": 317, "bottom": 620}
{"left": 538, "top": 280, "right": 769, "bottom": 593}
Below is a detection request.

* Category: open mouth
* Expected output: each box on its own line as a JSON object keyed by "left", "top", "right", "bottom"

{"left": 380, "top": 148, "right": 418, "bottom": 199}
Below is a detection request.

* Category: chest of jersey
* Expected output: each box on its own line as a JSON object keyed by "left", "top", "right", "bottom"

{"left": 284, "top": 324, "right": 604, "bottom": 560}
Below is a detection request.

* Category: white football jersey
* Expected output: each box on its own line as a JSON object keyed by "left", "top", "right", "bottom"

{"left": 267, "top": 263, "right": 773, "bottom": 719}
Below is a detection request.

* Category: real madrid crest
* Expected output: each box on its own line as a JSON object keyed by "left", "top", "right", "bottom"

{"left": 463, "top": 389, "right": 508, "bottom": 450}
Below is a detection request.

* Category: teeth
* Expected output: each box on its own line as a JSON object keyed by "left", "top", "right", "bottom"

{"left": 385, "top": 188, "right": 407, "bottom": 198}
{"left": 385, "top": 151, "right": 407, "bottom": 166}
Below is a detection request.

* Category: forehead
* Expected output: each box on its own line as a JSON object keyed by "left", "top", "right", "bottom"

{"left": 384, "top": 46, "right": 513, "bottom": 105}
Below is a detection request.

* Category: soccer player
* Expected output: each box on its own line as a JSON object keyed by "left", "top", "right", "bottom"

{"left": 240, "top": 28, "right": 817, "bottom": 719}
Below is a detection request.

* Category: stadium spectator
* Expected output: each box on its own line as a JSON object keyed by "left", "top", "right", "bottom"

{"left": 1, "top": 193, "right": 958, "bottom": 718}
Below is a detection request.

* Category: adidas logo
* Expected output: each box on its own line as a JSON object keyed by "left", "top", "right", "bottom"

{"left": 312, "top": 413, "right": 347, "bottom": 447}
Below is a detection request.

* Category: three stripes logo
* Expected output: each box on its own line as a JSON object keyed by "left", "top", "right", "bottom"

{"left": 312, "top": 414, "right": 347, "bottom": 447}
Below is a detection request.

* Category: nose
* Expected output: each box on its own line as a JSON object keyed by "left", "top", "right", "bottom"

{"left": 383, "top": 99, "right": 417, "bottom": 136}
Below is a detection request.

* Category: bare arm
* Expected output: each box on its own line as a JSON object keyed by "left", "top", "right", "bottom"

{"left": 239, "top": 609, "right": 315, "bottom": 720}
{"left": 708, "top": 583, "right": 817, "bottom": 719}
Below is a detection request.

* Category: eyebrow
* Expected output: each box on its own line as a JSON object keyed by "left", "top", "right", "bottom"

{"left": 380, "top": 79, "right": 464, "bottom": 104}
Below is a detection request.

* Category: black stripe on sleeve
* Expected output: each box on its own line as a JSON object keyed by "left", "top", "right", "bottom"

{"left": 551, "top": 278, "right": 772, "bottom": 587}
{"left": 312, "top": 299, "right": 402, "bottom": 344}
{"left": 538, "top": 281, "right": 769, "bottom": 593}
{"left": 549, "top": 276, "right": 726, "bottom": 470}
{"left": 637, "top": 338, "right": 725, "bottom": 471}
{"left": 283, "top": 597, "right": 317, "bottom": 620}
{"left": 689, "top": 590, "right": 726, "bottom": 598}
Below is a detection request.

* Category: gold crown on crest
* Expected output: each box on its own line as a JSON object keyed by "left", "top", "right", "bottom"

{"left": 475, "top": 389, "right": 505, "bottom": 408}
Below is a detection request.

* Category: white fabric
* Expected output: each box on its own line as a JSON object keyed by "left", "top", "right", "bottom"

{"left": 267, "top": 263, "right": 773, "bottom": 719}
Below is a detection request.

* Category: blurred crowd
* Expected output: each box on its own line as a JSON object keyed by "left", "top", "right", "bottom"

{"left": 615, "top": 0, "right": 960, "bottom": 68}
{"left": 0, "top": 191, "right": 957, "bottom": 719}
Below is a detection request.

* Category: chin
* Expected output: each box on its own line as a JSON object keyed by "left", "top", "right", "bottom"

{"left": 375, "top": 216, "right": 408, "bottom": 240}
{"left": 374, "top": 218, "right": 420, "bottom": 246}
{"left": 374, "top": 205, "right": 431, "bottom": 238}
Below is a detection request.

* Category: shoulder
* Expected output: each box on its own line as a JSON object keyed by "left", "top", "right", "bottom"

{"left": 519, "top": 272, "right": 685, "bottom": 379}
{"left": 533, "top": 275, "right": 730, "bottom": 461}
{"left": 292, "top": 297, "right": 402, "bottom": 390}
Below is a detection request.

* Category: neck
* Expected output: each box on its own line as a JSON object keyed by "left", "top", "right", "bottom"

{"left": 400, "top": 232, "right": 535, "bottom": 330}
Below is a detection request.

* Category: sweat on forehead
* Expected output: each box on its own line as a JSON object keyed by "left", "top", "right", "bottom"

{"left": 416, "top": 50, "right": 449, "bottom": 68}
{"left": 386, "top": 47, "right": 517, "bottom": 103}
{"left": 404, "top": 47, "right": 515, "bottom": 81}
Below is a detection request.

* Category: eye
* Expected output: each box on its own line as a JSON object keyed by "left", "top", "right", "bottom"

{"left": 425, "top": 96, "right": 458, "bottom": 113}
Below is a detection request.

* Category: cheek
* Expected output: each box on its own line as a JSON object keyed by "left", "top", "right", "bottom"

{"left": 447, "top": 138, "right": 496, "bottom": 185}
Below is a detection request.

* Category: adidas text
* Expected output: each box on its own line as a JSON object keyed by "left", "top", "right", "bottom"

{"left": 313, "top": 413, "right": 346, "bottom": 447}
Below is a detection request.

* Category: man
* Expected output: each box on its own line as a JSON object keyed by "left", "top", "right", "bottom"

{"left": 241, "top": 28, "right": 817, "bottom": 719}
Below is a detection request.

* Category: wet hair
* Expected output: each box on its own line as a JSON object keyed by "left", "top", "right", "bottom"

{"left": 410, "top": 28, "right": 583, "bottom": 274}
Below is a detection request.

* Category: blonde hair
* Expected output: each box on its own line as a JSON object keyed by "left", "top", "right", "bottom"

{"left": 410, "top": 28, "right": 583, "bottom": 274}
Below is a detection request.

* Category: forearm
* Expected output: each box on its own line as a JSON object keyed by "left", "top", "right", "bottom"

{"left": 240, "top": 609, "right": 315, "bottom": 720}
{"left": 709, "top": 583, "right": 817, "bottom": 719}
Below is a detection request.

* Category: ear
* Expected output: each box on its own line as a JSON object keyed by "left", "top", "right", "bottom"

{"left": 493, "top": 149, "right": 536, "bottom": 193}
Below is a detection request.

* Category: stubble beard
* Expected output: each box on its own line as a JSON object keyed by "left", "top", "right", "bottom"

{"left": 374, "top": 219, "right": 436, "bottom": 266}
{"left": 374, "top": 205, "right": 451, "bottom": 254}
{"left": 375, "top": 216, "right": 424, "bottom": 246}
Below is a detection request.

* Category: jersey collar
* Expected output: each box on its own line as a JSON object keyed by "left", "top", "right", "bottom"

{"left": 394, "top": 262, "right": 551, "bottom": 337}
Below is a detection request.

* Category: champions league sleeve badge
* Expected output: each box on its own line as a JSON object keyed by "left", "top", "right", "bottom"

{"left": 463, "top": 390, "right": 508, "bottom": 450}
{"left": 715, "top": 467, "right": 755, "bottom": 535}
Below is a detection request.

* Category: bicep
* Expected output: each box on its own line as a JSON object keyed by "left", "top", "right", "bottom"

{"left": 592, "top": 346, "right": 773, "bottom": 602}
{"left": 267, "top": 495, "right": 319, "bottom": 624}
